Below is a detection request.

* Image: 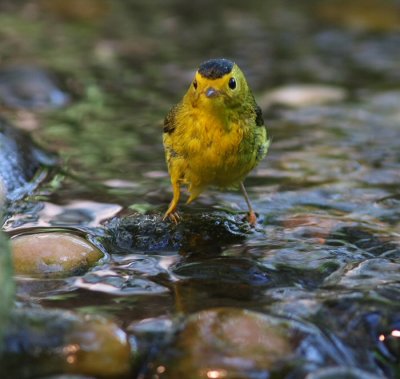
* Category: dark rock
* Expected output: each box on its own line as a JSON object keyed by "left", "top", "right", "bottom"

{"left": 171, "top": 257, "right": 276, "bottom": 305}
{"left": 0, "top": 118, "right": 56, "bottom": 203}
{"left": 104, "top": 211, "right": 250, "bottom": 253}
{"left": 173, "top": 257, "right": 272, "bottom": 286}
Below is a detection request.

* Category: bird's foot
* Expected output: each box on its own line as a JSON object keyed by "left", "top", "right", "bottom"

{"left": 245, "top": 211, "right": 258, "bottom": 227}
{"left": 163, "top": 211, "right": 181, "bottom": 224}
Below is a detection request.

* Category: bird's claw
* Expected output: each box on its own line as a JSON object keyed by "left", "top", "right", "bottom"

{"left": 245, "top": 211, "right": 258, "bottom": 227}
{"left": 163, "top": 211, "right": 181, "bottom": 224}
{"left": 169, "top": 212, "right": 181, "bottom": 224}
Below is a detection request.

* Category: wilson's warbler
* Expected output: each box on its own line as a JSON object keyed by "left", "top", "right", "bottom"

{"left": 163, "top": 58, "right": 270, "bottom": 225}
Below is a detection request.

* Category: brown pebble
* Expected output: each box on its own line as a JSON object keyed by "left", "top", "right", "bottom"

{"left": 160, "top": 308, "right": 293, "bottom": 378}
{"left": 3, "top": 308, "right": 132, "bottom": 377}
{"left": 11, "top": 232, "right": 103, "bottom": 277}
{"left": 65, "top": 316, "right": 132, "bottom": 376}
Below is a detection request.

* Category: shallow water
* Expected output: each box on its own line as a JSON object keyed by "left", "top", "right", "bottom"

{"left": 1, "top": 0, "right": 400, "bottom": 378}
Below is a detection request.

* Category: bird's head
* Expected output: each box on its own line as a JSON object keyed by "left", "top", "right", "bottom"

{"left": 186, "top": 58, "right": 250, "bottom": 110}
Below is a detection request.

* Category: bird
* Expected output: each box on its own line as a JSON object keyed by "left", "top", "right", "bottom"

{"left": 162, "top": 58, "right": 269, "bottom": 226}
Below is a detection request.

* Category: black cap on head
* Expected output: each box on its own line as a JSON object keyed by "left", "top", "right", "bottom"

{"left": 198, "top": 58, "right": 234, "bottom": 79}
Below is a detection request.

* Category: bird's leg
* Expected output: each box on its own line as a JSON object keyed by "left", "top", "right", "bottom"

{"left": 240, "top": 181, "right": 257, "bottom": 226}
{"left": 163, "top": 181, "right": 181, "bottom": 224}
{"left": 186, "top": 185, "right": 203, "bottom": 205}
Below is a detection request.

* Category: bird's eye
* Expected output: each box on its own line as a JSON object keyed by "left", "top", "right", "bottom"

{"left": 193, "top": 80, "right": 198, "bottom": 89}
{"left": 228, "top": 77, "right": 236, "bottom": 90}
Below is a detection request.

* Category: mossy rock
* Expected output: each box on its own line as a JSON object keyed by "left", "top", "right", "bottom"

{"left": 104, "top": 211, "right": 251, "bottom": 253}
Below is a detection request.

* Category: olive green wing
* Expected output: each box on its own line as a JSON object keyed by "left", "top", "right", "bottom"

{"left": 255, "top": 104, "right": 264, "bottom": 127}
{"left": 163, "top": 104, "right": 180, "bottom": 134}
{"left": 253, "top": 104, "right": 270, "bottom": 162}
{"left": 163, "top": 103, "right": 184, "bottom": 172}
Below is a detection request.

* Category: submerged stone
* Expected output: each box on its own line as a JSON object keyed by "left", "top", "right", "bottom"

{"left": 148, "top": 308, "right": 292, "bottom": 378}
{"left": 16, "top": 276, "right": 68, "bottom": 299}
{"left": 0, "top": 308, "right": 132, "bottom": 377}
{"left": 147, "top": 307, "right": 342, "bottom": 378}
{"left": 171, "top": 258, "right": 279, "bottom": 308}
{"left": 0, "top": 66, "right": 69, "bottom": 110}
{"left": 173, "top": 257, "right": 272, "bottom": 286}
{"left": 11, "top": 232, "right": 103, "bottom": 277}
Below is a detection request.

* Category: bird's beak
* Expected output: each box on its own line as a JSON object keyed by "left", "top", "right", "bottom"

{"left": 205, "top": 87, "right": 220, "bottom": 98}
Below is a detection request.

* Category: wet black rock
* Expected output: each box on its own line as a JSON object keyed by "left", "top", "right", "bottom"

{"left": 0, "top": 67, "right": 69, "bottom": 110}
{"left": 0, "top": 118, "right": 55, "bottom": 203}
{"left": 104, "top": 212, "right": 250, "bottom": 253}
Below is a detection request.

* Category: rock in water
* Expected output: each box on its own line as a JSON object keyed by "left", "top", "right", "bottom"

{"left": 105, "top": 212, "right": 249, "bottom": 253}
{"left": 147, "top": 308, "right": 342, "bottom": 378}
{"left": 11, "top": 232, "right": 103, "bottom": 277}
{"left": 0, "top": 308, "right": 132, "bottom": 377}
{"left": 0, "top": 118, "right": 55, "bottom": 203}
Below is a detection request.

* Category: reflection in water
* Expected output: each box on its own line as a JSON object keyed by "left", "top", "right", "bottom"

{"left": 4, "top": 200, "right": 122, "bottom": 231}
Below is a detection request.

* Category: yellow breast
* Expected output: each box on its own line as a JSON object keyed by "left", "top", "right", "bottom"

{"left": 170, "top": 106, "right": 257, "bottom": 189}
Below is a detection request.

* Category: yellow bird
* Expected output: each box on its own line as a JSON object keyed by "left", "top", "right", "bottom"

{"left": 163, "top": 58, "right": 270, "bottom": 225}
